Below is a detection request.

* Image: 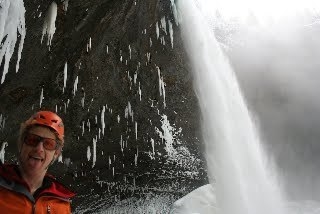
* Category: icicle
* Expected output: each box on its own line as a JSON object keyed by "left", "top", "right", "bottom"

{"left": 160, "top": 16, "right": 167, "bottom": 34}
{"left": 87, "top": 119, "right": 91, "bottom": 132}
{"left": 134, "top": 72, "right": 137, "bottom": 85}
{"left": 0, "top": 142, "right": 8, "bottom": 163}
{"left": 168, "top": 20, "right": 174, "bottom": 48}
{"left": 146, "top": 52, "right": 151, "bottom": 63}
{"left": 72, "top": 76, "right": 79, "bottom": 96}
{"left": 161, "top": 76, "right": 166, "bottom": 108}
{"left": 151, "top": 138, "right": 155, "bottom": 156}
{"left": 156, "top": 22, "right": 159, "bottom": 39}
{"left": 82, "top": 121, "right": 85, "bottom": 136}
{"left": 149, "top": 37, "right": 152, "bottom": 47}
{"left": 170, "top": 0, "right": 179, "bottom": 25}
{"left": 134, "top": 147, "right": 138, "bottom": 166}
{"left": 41, "top": 2, "right": 57, "bottom": 47}
{"left": 81, "top": 88, "right": 85, "bottom": 108}
{"left": 58, "top": 154, "right": 63, "bottom": 163}
{"left": 138, "top": 82, "right": 142, "bottom": 101}
{"left": 101, "top": 106, "right": 106, "bottom": 136}
{"left": 157, "top": 66, "right": 162, "bottom": 96}
{"left": 92, "top": 136, "right": 97, "bottom": 168}
{"left": 87, "top": 146, "right": 91, "bottom": 161}
{"left": 128, "top": 45, "right": 132, "bottom": 59}
{"left": 63, "top": 62, "right": 67, "bottom": 93}
{"left": 0, "top": 0, "right": 26, "bottom": 84}
{"left": 120, "top": 135, "right": 123, "bottom": 153}
{"left": 135, "top": 122, "right": 138, "bottom": 140}
{"left": 62, "top": 0, "right": 69, "bottom": 12}
{"left": 117, "top": 115, "right": 120, "bottom": 123}
{"left": 39, "top": 88, "right": 44, "bottom": 108}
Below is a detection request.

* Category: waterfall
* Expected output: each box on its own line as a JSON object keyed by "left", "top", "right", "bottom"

{"left": 177, "top": 1, "right": 287, "bottom": 213}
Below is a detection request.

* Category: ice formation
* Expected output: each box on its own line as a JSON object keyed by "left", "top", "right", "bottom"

{"left": 0, "top": 0, "right": 26, "bottom": 84}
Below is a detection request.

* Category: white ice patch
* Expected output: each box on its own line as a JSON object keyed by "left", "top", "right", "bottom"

{"left": 92, "top": 136, "right": 97, "bottom": 168}
{"left": 156, "top": 66, "right": 166, "bottom": 108}
{"left": 0, "top": 0, "right": 26, "bottom": 84}
{"left": 129, "top": 45, "right": 132, "bottom": 59}
{"left": 0, "top": 114, "right": 6, "bottom": 131}
{"left": 81, "top": 87, "right": 85, "bottom": 108}
{"left": 156, "top": 21, "right": 160, "bottom": 39}
{"left": 63, "top": 62, "right": 68, "bottom": 93}
{"left": 39, "top": 87, "right": 44, "bottom": 108}
{"left": 168, "top": 20, "right": 174, "bottom": 48}
{"left": 41, "top": 1, "right": 57, "bottom": 48}
{"left": 101, "top": 106, "right": 106, "bottom": 136}
{"left": 72, "top": 76, "right": 79, "bottom": 96}
{"left": 87, "top": 146, "right": 91, "bottom": 161}
{"left": 160, "top": 16, "right": 167, "bottom": 34}
{"left": 0, "top": 142, "right": 8, "bottom": 163}
{"left": 155, "top": 115, "right": 182, "bottom": 157}
{"left": 62, "top": 0, "right": 69, "bottom": 12}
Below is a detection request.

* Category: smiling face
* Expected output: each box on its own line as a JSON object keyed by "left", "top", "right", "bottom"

{"left": 19, "top": 126, "right": 61, "bottom": 177}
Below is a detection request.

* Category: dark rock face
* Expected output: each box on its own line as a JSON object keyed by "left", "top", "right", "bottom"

{"left": 0, "top": 0, "right": 206, "bottom": 212}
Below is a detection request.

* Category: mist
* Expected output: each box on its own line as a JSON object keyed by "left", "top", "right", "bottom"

{"left": 215, "top": 11, "right": 320, "bottom": 201}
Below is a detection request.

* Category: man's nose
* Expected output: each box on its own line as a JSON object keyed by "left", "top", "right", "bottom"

{"left": 35, "top": 141, "right": 45, "bottom": 151}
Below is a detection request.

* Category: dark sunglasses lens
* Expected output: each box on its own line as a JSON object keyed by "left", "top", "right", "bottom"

{"left": 42, "top": 139, "right": 57, "bottom": 150}
{"left": 24, "top": 134, "right": 40, "bottom": 146}
{"left": 24, "top": 133, "right": 57, "bottom": 150}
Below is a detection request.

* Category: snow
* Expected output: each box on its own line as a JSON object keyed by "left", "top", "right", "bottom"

{"left": 63, "top": 62, "right": 68, "bottom": 93}
{"left": 0, "top": 142, "right": 8, "bottom": 163}
{"left": 0, "top": 0, "right": 26, "bottom": 84}
{"left": 39, "top": 88, "right": 44, "bottom": 108}
{"left": 41, "top": 2, "right": 57, "bottom": 48}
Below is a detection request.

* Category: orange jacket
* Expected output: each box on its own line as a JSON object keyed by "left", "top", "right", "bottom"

{"left": 0, "top": 163, "right": 76, "bottom": 214}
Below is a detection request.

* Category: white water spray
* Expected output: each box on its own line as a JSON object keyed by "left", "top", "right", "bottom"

{"left": 177, "top": 1, "right": 287, "bottom": 214}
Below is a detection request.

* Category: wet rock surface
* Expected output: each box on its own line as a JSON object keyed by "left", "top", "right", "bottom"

{"left": 0, "top": 0, "right": 207, "bottom": 212}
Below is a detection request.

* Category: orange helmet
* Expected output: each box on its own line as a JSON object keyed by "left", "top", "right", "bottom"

{"left": 25, "top": 111, "right": 64, "bottom": 141}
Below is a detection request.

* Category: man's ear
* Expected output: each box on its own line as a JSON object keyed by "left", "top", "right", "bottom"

{"left": 54, "top": 146, "right": 63, "bottom": 158}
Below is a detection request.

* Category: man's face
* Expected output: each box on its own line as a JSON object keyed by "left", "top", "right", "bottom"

{"left": 19, "top": 126, "right": 60, "bottom": 176}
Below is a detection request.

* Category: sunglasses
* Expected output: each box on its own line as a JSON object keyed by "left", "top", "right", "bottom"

{"left": 24, "top": 133, "right": 60, "bottom": 151}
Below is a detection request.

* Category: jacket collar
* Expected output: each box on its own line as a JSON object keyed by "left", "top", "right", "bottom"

{"left": 0, "top": 163, "right": 75, "bottom": 199}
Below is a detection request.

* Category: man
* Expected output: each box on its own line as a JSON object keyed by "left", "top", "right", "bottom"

{"left": 0, "top": 111, "right": 75, "bottom": 213}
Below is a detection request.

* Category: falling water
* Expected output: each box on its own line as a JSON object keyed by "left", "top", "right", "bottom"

{"left": 177, "top": 1, "right": 288, "bottom": 213}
